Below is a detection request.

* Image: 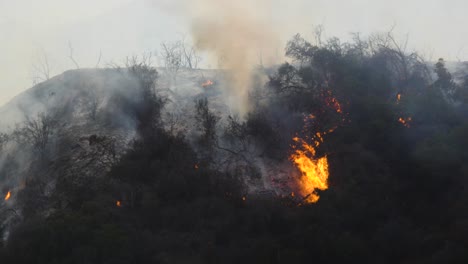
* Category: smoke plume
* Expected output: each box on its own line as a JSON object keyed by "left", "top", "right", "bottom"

{"left": 189, "top": 0, "right": 281, "bottom": 116}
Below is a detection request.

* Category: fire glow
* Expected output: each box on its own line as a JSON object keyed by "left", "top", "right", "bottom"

{"left": 201, "top": 80, "right": 214, "bottom": 87}
{"left": 398, "top": 117, "right": 412, "bottom": 127}
{"left": 288, "top": 92, "right": 346, "bottom": 204}
{"left": 325, "top": 91, "right": 343, "bottom": 113}
{"left": 290, "top": 133, "right": 329, "bottom": 204}
{"left": 4, "top": 191, "right": 11, "bottom": 201}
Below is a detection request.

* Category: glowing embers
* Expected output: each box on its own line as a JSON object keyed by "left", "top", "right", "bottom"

{"left": 290, "top": 132, "right": 329, "bottom": 204}
{"left": 398, "top": 117, "right": 412, "bottom": 128}
{"left": 325, "top": 90, "right": 343, "bottom": 114}
{"left": 395, "top": 93, "right": 412, "bottom": 127}
{"left": 4, "top": 191, "right": 11, "bottom": 201}
{"left": 201, "top": 80, "right": 214, "bottom": 88}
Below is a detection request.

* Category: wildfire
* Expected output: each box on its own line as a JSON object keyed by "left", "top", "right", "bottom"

{"left": 398, "top": 117, "right": 412, "bottom": 128}
{"left": 202, "top": 80, "right": 214, "bottom": 87}
{"left": 116, "top": 200, "right": 121, "bottom": 207}
{"left": 290, "top": 135, "right": 329, "bottom": 204}
{"left": 288, "top": 93, "right": 345, "bottom": 204}
{"left": 4, "top": 191, "right": 11, "bottom": 201}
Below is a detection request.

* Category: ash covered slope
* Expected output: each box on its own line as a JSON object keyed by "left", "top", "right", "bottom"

{"left": 0, "top": 69, "right": 132, "bottom": 129}
{"left": 0, "top": 66, "right": 222, "bottom": 176}
{"left": 0, "top": 69, "right": 144, "bottom": 193}
{"left": 0, "top": 66, "right": 224, "bottom": 220}
{"left": 0, "top": 67, "right": 221, "bottom": 129}
{"left": 0, "top": 67, "right": 228, "bottom": 136}
{"left": 0, "top": 69, "right": 144, "bottom": 214}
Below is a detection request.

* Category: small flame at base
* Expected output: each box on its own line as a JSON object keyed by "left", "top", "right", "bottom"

{"left": 4, "top": 191, "right": 11, "bottom": 201}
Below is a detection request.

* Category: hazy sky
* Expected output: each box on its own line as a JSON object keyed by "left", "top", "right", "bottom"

{"left": 1, "top": 0, "right": 467, "bottom": 105}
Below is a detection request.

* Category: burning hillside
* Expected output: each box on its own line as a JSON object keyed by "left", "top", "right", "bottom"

{"left": 0, "top": 28, "right": 468, "bottom": 264}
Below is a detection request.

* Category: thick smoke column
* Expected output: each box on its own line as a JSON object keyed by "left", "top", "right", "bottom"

{"left": 189, "top": 0, "right": 280, "bottom": 116}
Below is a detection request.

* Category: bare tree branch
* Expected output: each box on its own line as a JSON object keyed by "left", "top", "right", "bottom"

{"left": 31, "top": 48, "right": 51, "bottom": 84}
{"left": 68, "top": 41, "right": 80, "bottom": 69}
{"left": 95, "top": 50, "right": 103, "bottom": 68}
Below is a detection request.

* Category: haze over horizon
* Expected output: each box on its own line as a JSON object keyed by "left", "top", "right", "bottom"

{"left": 1, "top": 0, "right": 467, "bottom": 105}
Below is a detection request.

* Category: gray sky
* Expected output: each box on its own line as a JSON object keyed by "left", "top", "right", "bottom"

{"left": 1, "top": 0, "right": 467, "bottom": 105}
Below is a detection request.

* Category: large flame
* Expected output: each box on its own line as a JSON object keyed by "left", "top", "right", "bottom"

{"left": 288, "top": 93, "right": 345, "bottom": 204}
{"left": 4, "top": 191, "right": 11, "bottom": 201}
{"left": 290, "top": 134, "right": 329, "bottom": 203}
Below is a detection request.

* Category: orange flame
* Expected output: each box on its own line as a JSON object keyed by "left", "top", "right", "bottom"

{"left": 288, "top": 91, "right": 344, "bottom": 204}
{"left": 290, "top": 135, "right": 329, "bottom": 204}
{"left": 4, "top": 191, "right": 11, "bottom": 201}
{"left": 202, "top": 80, "right": 214, "bottom": 87}
{"left": 194, "top": 164, "right": 199, "bottom": 170}
{"left": 397, "top": 93, "right": 401, "bottom": 103}
{"left": 116, "top": 200, "right": 121, "bottom": 207}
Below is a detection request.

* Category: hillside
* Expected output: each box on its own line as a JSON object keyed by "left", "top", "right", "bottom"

{"left": 1, "top": 35, "right": 468, "bottom": 263}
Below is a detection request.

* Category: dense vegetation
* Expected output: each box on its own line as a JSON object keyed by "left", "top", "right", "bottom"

{"left": 1, "top": 33, "right": 468, "bottom": 263}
